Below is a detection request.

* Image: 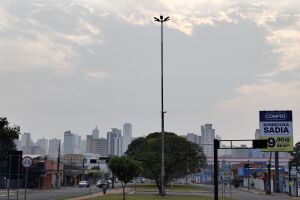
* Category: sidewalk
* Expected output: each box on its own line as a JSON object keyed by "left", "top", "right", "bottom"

{"left": 67, "top": 188, "right": 129, "bottom": 200}
{"left": 238, "top": 187, "right": 296, "bottom": 199}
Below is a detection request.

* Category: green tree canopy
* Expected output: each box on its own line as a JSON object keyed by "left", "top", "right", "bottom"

{"left": 0, "top": 117, "right": 20, "bottom": 161}
{"left": 108, "top": 156, "right": 141, "bottom": 200}
{"left": 126, "top": 132, "right": 207, "bottom": 194}
{"left": 290, "top": 142, "right": 300, "bottom": 166}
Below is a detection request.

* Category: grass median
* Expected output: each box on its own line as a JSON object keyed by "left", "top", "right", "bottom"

{"left": 87, "top": 194, "right": 215, "bottom": 200}
{"left": 127, "top": 184, "right": 212, "bottom": 193}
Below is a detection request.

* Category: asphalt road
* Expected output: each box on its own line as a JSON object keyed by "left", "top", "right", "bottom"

{"left": 0, "top": 186, "right": 102, "bottom": 200}
{"left": 0, "top": 184, "right": 294, "bottom": 200}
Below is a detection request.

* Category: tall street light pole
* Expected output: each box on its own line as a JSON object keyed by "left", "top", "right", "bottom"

{"left": 154, "top": 15, "right": 169, "bottom": 196}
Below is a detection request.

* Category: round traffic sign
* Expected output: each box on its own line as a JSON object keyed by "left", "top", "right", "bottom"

{"left": 22, "top": 156, "right": 33, "bottom": 168}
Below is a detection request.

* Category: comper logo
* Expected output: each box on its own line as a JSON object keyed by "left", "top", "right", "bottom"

{"left": 265, "top": 112, "right": 287, "bottom": 121}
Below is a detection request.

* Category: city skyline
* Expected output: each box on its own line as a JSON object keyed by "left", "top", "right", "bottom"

{"left": 1, "top": 1, "right": 300, "bottom": 143}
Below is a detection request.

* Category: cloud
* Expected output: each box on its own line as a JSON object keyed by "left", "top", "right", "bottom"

{"left": 0, "top": 3, "right": 16, "bottom": 31}
{"left": 0, "top": 33, "right": 75, "bottom": 72}
{"left": 263, "top": 24, "right": 300, "bottom": 76}
{"left": 79, "top": 19, "right": 100, "bottom": 35}
{"left": 1, "top": 0, "right": 298, "bottom": 75}
{"left": 0, "top": 0, "right": 105, "bottom": 73}
{"left": 84, "top": 69, "right": 109, "bottom": 79}
{"left": 213, "top": 80, "right": 300, "bottom": 137}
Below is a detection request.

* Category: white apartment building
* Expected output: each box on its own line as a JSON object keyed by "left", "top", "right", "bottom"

{"left": 201, "top": 124, "right": 215, "bottom": 157}
{"left": 107, "top": 128, "right": 122, "bottom": 156}
{"left": 48, "top": 138, "right": 61, "bottom": 157}
{"left": 186, "top": 133, "right": 201, "bottom": 146}
{"left": 122, "top": 123, "right": 132, "bottom": 155}
{"left": 36, "top": 137, "right": 48, "bottom": 155}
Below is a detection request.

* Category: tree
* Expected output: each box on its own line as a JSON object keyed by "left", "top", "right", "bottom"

{"left": 0, "top": 117, "right": 20, "bottom": 161}
{"left": 108, "top": 156, "right": 141, "bottom": 200}
{"left": 126, "top": 132, "right": 207, "bottom": 195}
{"left": 290, "top": 142, "right": 300, "bottom": 166}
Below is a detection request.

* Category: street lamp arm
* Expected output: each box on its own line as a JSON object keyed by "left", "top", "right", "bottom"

{"left": 154, "top": 17, "right": 160, "bottom": 22}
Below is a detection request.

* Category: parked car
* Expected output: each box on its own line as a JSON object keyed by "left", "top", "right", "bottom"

{"left": 79, "top": 181, "right": 89, "bottom": 188}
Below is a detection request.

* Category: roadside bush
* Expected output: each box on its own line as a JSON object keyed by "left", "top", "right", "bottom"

{"left": 232, "top": 176, "right": 242, "bottom": 188}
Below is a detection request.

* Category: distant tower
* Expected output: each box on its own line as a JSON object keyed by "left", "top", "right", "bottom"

{"left": 20, "top": 133, "right": 31, "bottom": 154}
{"left": 186, "top": 133, "right": 201, "bottom": 146}
{"left": 49, "top": 138, "right": 61, "bottom": 157}
{"left": 107, "top": 128, "right": 122, "bottom": 156}
{"left": 63, "top": 130, "right": 74, "bottom": 155}
{"left": 92, "top": 126, "right": 99, "bottom": 139}
{"left": 92, "top": 138, "right": 107, "bottom": 156}
{"left": 201, "top": 124, "right": 215, "bottom": 157}
{"left": 122, "top": 123, "right": 132, "bottom": 154}
{"left": 86, "top": 135, "right": 93, "bottom": 153}
{"left": 36, "top": 137, "right": 48, "bottom": 155}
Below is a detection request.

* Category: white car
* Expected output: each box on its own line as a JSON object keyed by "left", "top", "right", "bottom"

{"left": 79, "top": 181, "right": 89, "bottom": 188}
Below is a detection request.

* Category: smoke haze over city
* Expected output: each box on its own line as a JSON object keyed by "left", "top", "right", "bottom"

{"left": 0, "top": 1, "right": 300, "bottom": 143}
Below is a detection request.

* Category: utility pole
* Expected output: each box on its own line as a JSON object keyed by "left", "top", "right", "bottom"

{"left": 266, "top": 152, "right": 272, "bottom": 194}
{"left": 82, "top": 158, "right": 85, "bottom": 181}
{"left": 247, "top": 160, "right": 250, "bottom": 191}
{"left": 7, "top": 155, "right": 11, "bottom": 200}
{"left": 56, "top": 142, "right": 61, "bottom": 189}
{"left": 275, "top": 152, "right": 280, "bottom": 192}
{"left": 289, "top": 164, "right": 292, "bottom": 196}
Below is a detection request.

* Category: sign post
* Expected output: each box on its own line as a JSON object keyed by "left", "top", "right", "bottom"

{"left": 22, "top": 156, "right": 32, "bottom": 200}
{"left": 259, "top": 110, "right": 293, "bottom": 194}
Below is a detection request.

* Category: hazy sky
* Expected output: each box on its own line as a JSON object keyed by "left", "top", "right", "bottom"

{"left": 1, "top": 1, "right": 300, "bottom": 142}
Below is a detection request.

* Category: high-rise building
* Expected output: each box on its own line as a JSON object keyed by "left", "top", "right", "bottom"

{"left": 86, "top": 135, "right": 93, "bottom": 153}
{"left": 31, "top": 145, "right": 45, "bottom": 155}
{"left": 86, "top": 134, "right": 107, "bottom": 156}
{"left": 80, "top": 139, "right": 86, "bottom": 154}
{"left": 122, "top": 123, "right": 132, "bottom": 154}
{"left": 201, "top": 124, "right": 215, "bottom": 157}
{"left": 73, "top": 134, "right": 81, "bottom": 154}
{"left": 92, "top": 138, "right": 107, "bottom": 156}
{"left": 36, "top": 137, "right": 48, "bottom": 155}
{"left": 186, "top": 133, "right": 201, "bottom": 146}
{"left": 92, "top": 126, "right": 99, "bottom": 139}
{"left": 19, "top": 133, "right": 31, "bottom": 154}
{"left": 63, "top": 130, "right": 81, "bottom": 155}
{"left": 107, "top": 128, "right": 122, "bottom": 156}
{"left": 64, "top": 130, "right": 74, "bottom": 155}
{"left": 48, "top": 138, "right": 61, "bottom": 157}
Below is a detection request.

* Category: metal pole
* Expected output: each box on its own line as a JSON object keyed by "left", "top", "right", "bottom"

{"left": 160, "top": 19, "right": 166, "bottom": 196}
{"left": 214, "top": 139, "right": 219, "bottom": 200}
{"left": 267, "top": 152, "right": 272, "bottom": 194}
{"left": 8, "top": 155, "right": 11, "bottom": 200}
{"left": 289, "top": 164, "right": 291, "bottom": 196}
{"left": 112, "top": 172, "right": 115, "bottom": 189}
{"left": 229, "top": 161, "right": 232, "bottom": 199}
{"left": 248, "top": 160, "right": 250, "bottom": 191}
{"left": 17, "top": 155, "right": 20, "bottom": 200}
{"left": 186, "top": 159, "right": 188, "bottom": 184}
{"left": 56, "top": 142, "right": 61, "bottom": 189}
{"left": 82, "top": 158, "right": 85, "bottom": 182}
{"left": 24, "top": 168, "right": 28, "bottom": 200}
{"left": 275, "top": 152, "right": 280, "bottom": 192}
{"left": 89, "top": 175, "right": 91, "bottom": 193}
{"left": 296, "top": 171, "right": 298, "bottom": 197}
